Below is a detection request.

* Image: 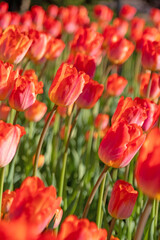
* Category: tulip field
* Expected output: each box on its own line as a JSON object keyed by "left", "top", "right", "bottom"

{"left": 0, "top": 1, "right": 160, "bottom": 239}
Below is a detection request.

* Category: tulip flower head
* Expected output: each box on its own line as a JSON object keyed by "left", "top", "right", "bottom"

{"left": 135, "top": 128, "right": 160, "bottom": 200}
{"left": 98, "top": 120, "right": 146, "bottom": 168}
{"left": 108, "top": 180, "right": 138, "bottom": 219}
{"left": 0, "top": 121, "right": 25, "bottom": 167}
{"left": 120, "top": 4, "right": 137, "bottom": 21}
{"left": 25, "top": 100, "right": 47, "bottom": 122}
{"left": 0, "top": 103, "right": 10, "bottom": 121}
{"left": 0, "top": 25, "right": 32, "bottom": 64}
{"left": 76, "top": 75, "right": 104, "bottom": 109}
{"left": 106, "top": 73, "right": 128, "bottom": 96}
{"left": 48, "top": 63, "right": 85, "bottom": 107}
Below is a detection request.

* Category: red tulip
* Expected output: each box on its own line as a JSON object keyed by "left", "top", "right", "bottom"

{"left": 135, "top": 128, "right": 160, "bottom": 200}
{"left": 9, "top": 71, "right": 43, "bottom": 111}
{"left": 43, "top": 17, "right": 62, "bottom": 38}
{"left": 9, "top": 176, "right": 62, "bottom": 234}
{"left": 0, "top": 103, "right": 10, "bottom": 121}
{"left": 10, "top": 12, "right": 21, "bottom": 26}
{"left": 120, "top": 4, "right": 137, "bottom": 21}
{"left": 70, "top": 27, "right": 103, "bottom": 60}
{"left": 0, "top": 121, "right": 25, "bottom": 167}
{"left": 0, "top": 12, "right": 11, "bottom": 29}
{"left": 72, "top": 52, "right": 96, "bottom": 78}
{"left": 98, "top": 120, "right": 146, "bottom": 168}
{"left": 25, "top": 100, "right": 47, "bottom": 122}
{"left": 106, "top": 73, "right": 128, "bottom": 96}
{"left": 20, "top": 11, "right": 32, "bottom": 30}
{"left": 113, "top": 18, "right": 129, "bottom": 37}
{"left": 76, "top": 75, "right": 104, "bottom": 109}
{"left": 48, "top": 63, "right": 85, "bottom": 107}
{"left": 47, "top": 5, "right": 59, "bottom": 18}
{"left": 111, "top": 97, "right": 147, "bottom": 127}
{"left": 58, "top": 215, "right": 107, "bottom": 240}
{"left": 94, "top": 4, "right": 113, "bottom": 29}
{"left": 0, "top": 2, "right": 8, "bottom": 14}
{"left": 150, "top": 8, "right": 160, "bottom": 25}
{"left": 31, "top": 5, "right": 45, "bottom": 30}
{"left": 108, "top": 180, "right": 138, "bottom": 219}
{"left": 142, "top": 40, "right": 160, "bottom": 71}
{"left": 107, "top": 37, "right": 135, "bottom": 64}
{"left": 139, "top": 72, "right": 160, "bottom": 99}
{"left": 0, "top": 25, "right": 32, "bottom": 64}
{"left": 2, "top": 190, "right": 16, "bottom": 216}
{"left": 130, "top": 17, "right": 145, "bottom": 42}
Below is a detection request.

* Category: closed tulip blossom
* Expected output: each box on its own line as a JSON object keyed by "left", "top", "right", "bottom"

{"left": 44, "top": 37, "right": 65, "bottom": 61}
{"left": 25, "top": 100, "right": 47, "bottom": 122}
{"left": 0, "top": 61, "right": 18, "bottom": 101}
{"left": 107, "top": 37, "right": 135, "bottom": 65}
{"left": 9, "top": 176, "right": 62, "bottom": 234}
{"left": 0, "top": 121, "right": 25, "bottom": 167}
{"left": 135, "top": 128, "right": 160, "bottom": 200}
{"left": 0, "top": 1, "right": 8, "bottom": 14}
{"left": 106, "top": 73, "right": 128, "bottom": 96}
{"left": 58, "top": 215, "right": 107, "bottom": 240}
{"left": 47, "top": 4, "right": 59, "bottom": 18}
{"left": 113, "top": 18, "right": 129, "bottom": 37}
{"left": 0, "top": 12, "right": 11, "bottom": 29}
{"left": 130, "top": 17, "right": 145, "bottom": 42}
{"left": 31, "top": 5, "right": 45, "bottom": 30}
{"left": 0, "top": 103, "right": 10, "bottom": 121}
{"left": 43, "top": 17, "right": 62, "bottom": 38}
{"left": 108, "top": 180, "right": 138, "bottom": 219}
{"left": 120, "top": 4, "right": 137, "bottom": 21}
{"left": 150, "top": 8, "right": 160, "bottom": 25}
{"left": 9, "top": 71, "right": 43, "bottom": 112}
{"left": 76, "top": 75, "right": 104, "bottom": 109}
{"left": 28, "top": 29, "right": 48, "bottom": 62}
{"left": 139, "top": 72, "right": 160, "bottom": 99}
{"left": 49, "top": 63, "right": 85, "bottom": 107}
{"left": 98, "top": 120, "right": 146, "bottom": 168}
{"left": 0, "top": 25, "right": 32, "bottom": 64}
{"left": 94, "top": 114, "right": 110, "bottom": 131}
{"left": 32, "top": 154, "right": 44, "bottom": 168}
{"left": 111, "top": 97, "right": 148, "bottom": 127}
{"left": 142, "top": 40, "right": 160, "bottom": 71}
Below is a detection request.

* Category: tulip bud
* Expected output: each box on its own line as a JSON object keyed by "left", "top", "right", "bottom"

{"left": 108, "top": 180, "right": 138, "bottom": 219}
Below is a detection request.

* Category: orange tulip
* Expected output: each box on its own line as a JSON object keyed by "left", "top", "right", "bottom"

{"left": 49, "top": 63, "right": 85, "bottom": 107}
{"left": 106, "top": 73, "right": 128, "bottom": 96}
{"left": 0, "top": 60, "right": 18, "bottom": 101}
{"left": 139, "top": 72, "right": 160, "bottom": 99}
{"left": 120, "top": 4, "right": 137, "bottom": 21}
{"left": 28, "top": 29, "right": 48, "bottom": 62}
{"left": 76, "top": 75, "right": 104, "bottom": 109}
{"left": 0, "top": 121, "right": 25, "bottom": 167}
{"left": 0, "top": 25, "right": 32, "bottom": 64}
{"left": 44, "top": 37, "right": 65, "bottom": 61}
{"left": 9, "top": 71, "right": 43, "bottom": 111}
{"left": 107, "top": 37, "right": 135, "bottom": 64}
{"left": 135, "top": 128, "right": 160, "bottom": 200}
{"left": 0, "top": 103, "right": 10, "bottom": 121}
{"left": 94, "top": 114, "right": 109, "bottom": 131}
{"left": 9, "top": 176, "right": 62, "bottom": 234}
{"left": 142, "top": 40, "right": 160, "bottom": 71}
{"left": 98, "top": 120, "right": 146, "bottom": 168}
{"left": 32, "top": 154, "right": 44, "bottom": 167}
{"left": 25, "top": 100, "right": 47, "bottom": 122}
{"left": 2, "top": 190, "right": 16, "bottom": 216}
{"left": 108, "top": 180, "right": 138, "bottom": 219}
{"left": 58, "top": 215, "right": 107, "bottom": 240}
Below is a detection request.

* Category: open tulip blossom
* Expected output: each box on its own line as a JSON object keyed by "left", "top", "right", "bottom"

{"left": 0, "top": 2, "right": 159, "bottom": 240}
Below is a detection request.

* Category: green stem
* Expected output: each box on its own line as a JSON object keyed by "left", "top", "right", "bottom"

{"left": 22, "top": 58, "right": 30, "bottom": 74}
{"left": 124, "top": 164, "right": 130, "bottom": 181}
{"left": 108, "top": 218, "right": 117, "bottom": 240}
{"left": 33, "top": 105, "right": 57, "bottom": 176}
{"left": 134, "top": 198, "right": 153, "bottom": 240}
{"left": 82, "top": 165, "right": 108, "bottom": 218}
{"left": 0, "top": 167, "right": 5, "bottom": 219}
{"left": 154, "top": 200, "right": 159, "bottom": 238}
{"left": 38, "top": 60, "right": 49, "bottom": 81}
{"left": 96, "top": 174, "right": 106, "bottom": 228}
{"left": 29, "top": 121, "right": 34, "bottom": 139}
{"left": 59, "top": 108, "right": 80, "bottom": 198}
{"left": 9, "top": 109, "right": 16, "bottom": 124}
{"left": 147, "top": 71, "right": 153, "bottom": 99}
{"left": 13, "top": 111, "right": 19, "bottom": 125}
